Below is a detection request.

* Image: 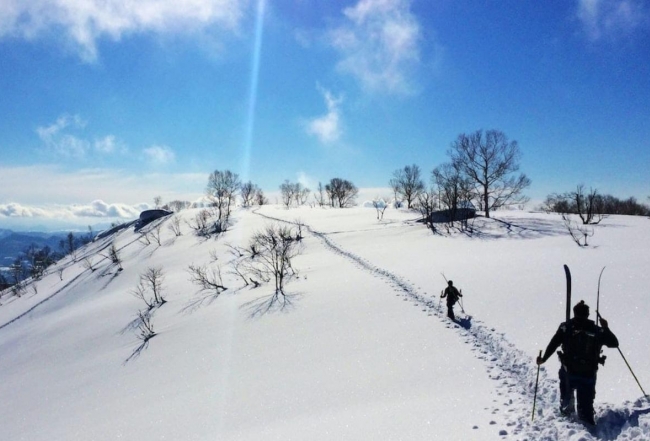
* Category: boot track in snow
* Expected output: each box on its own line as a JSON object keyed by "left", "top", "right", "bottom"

{"left": 254, "top": 209, "right": 648, "bottom": 440}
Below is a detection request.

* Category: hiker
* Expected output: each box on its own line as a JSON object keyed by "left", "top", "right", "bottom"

{"left": 536, "top": 300, "right": 619, "bottom": 425}
{"left": 441, "top": 280, "right": 462, "bottom": 320}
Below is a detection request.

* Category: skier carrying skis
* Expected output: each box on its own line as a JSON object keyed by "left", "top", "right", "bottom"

{"left": 441, "top": 280, "right": 462, "bottom": 320}
{"left": 536, "top": 300, "right": 619, "bottom": 425}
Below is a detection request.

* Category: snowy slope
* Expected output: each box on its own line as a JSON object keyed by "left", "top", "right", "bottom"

{"left": 0, "top": 206, "right": 648, "bottom": 441}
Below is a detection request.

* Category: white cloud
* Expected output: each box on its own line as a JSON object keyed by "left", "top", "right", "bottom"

{"left": 576, "top": 0, "right": 648, "bottom": 41}
{"left": 0, "top": 200, "right": 143, "bottom": 221}
{"left": 36, "top": 114, "right": 89, "bottom": 157}
{"left": 328, "top": 0, "right": 422, "bottom": 95}
{"left": 36, "top": 114, "right": 126, "bottom": 158}
{"left": 0, "top": 0, "right": 247, "bottom": 61}
{"left": 306, "top": 86, "right": 343, "bottom": 144}
{"left": 0, "top": 165, "right": 205, "bottom": 207}
{"left": 94, "top": 135, "right": 127, "bottom": 154}
{"left": 143, "top": 145, "right": 176, "bottom": 165}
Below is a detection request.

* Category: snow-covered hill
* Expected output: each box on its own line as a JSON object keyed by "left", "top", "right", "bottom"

{"left": 1, "top": 206, "right": 648, "bottom": 440}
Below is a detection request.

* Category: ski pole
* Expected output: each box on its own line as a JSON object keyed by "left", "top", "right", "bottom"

{"left": 616, "top": 346, "right": 648, "bottom": 399}
{"left": 596, "top": 266, "right": 606, "bottom": 327}
{"left": 532, "top": 350, "right": 542, "bottom": 422}
{"left": 597, "top": 312, "right": 648, "bottom": 399}
{"left": 459, "top": 290, "right": 466, "bottom": 313}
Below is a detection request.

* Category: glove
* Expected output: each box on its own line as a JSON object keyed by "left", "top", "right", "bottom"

{"left": 536, "top": 355, "right": 545, "bottom": 365}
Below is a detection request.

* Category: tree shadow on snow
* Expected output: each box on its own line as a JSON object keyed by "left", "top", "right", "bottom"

{"left": 241, "top": 291, "right": 303, "bottom": 318}
{"left": 123, "top": 339, "right": 153, "bottom": 365}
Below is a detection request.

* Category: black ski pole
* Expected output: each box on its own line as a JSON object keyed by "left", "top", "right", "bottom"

{"left": 617, "top": 347, "right": 648, "bottom": 399}
{"left": 596, "top": 266, "right": 606, "bottom": 327}
{"left": 597, "top": 312, "right": 648, "bottom": 399}
{"left": 532, "top": 350, "right": 542, "bottom": 422}
{"left": 459, "top": 289, "right": 465, "bottom": 313}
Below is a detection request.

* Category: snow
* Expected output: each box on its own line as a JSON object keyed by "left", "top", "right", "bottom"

{"left": 1, "top": 206, "right": 649, "bottom": 440}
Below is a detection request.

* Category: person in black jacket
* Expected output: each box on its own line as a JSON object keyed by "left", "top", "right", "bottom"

{"left": 536, "top": 300, "right": 619, "bottom": 425}
{"left": 441, "top": 280, "right": 462, "bottom": 320}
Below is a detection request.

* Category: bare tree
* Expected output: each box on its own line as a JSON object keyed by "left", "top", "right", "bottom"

{"left": 153, "top": 195, "right": 163, "bottom": 208}
{"left": 132, "top": 280, "right": 155, "bottom": 310}
{"left": 416, "top": 189, "right": 438, "bottom": 230}
{"left": 254, "top": 188, "right": 268, "bottom": 205}
{"left": 240, "top": 181, "right": 256, "bottom": 207}
{"left": 249, "top": 224, "right": 302, "bottom": 295}
{"left": 449, "top": 129, "right": 531, "bottom": 218}
{"left": 562, "top": 213, "right": 595, "bottom": 247}
{"left": 571, "top": 185, "right": 605, "bottom": 225}
{"left": 167, "top": 215, "right": 182, "bottom": 236}
{"left": 391, "top": 164, "right": 425, "bottom": 209}
{"left": 140, "top": 267, "right": 166, "bottom": 306}
{"left": 389, "top": 177, "right": 402, "bottom": 207}
{"left": 325, "top": 178, "right": 358, "bottom": 208}
{"left": 167, "top": 200, "right": 191, "bottom": 212}
{"left": 206, "top": 169, "right": 240, "bottom": 225}
{"left": 372, "top": 197, "right": 389, "bottom": 220}
{"left": 101, "top": 242, "right": 122, "bottom": 270}
{"left": 280, "top": 180, "right": 296, "bottom": 208}
{"left": 187, "top": 264, "right": 227, "bottom": 294}
{"left": 82, "top": 257, "right": 96, "bottom": 272}
{"left": 432, "top": 162, "right": 472, "bottom": 225}
{"left": 314, "top": 182, "right": 327, "bottom": 207}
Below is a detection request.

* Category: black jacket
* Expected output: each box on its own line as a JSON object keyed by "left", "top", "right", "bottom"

{"left": 541, "top": 317, "right": 618, "bottom": 375}
{"left": 441, "top": 286, "right": 461, "bottom": 305}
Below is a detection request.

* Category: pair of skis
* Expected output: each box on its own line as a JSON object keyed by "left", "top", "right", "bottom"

{"left": 532, "top": 265, "right": 648, "bottom": 423}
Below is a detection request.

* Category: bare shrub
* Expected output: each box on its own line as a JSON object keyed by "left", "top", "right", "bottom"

{"left": 249, "top": 224, "right": 302, "bottom": 295}
{"left": 167, "top": 215, "right": 182, "bottom": 236}
{"left": 187, "top": 264, "right": 228, "bottom": 294}
{"left": 140, "top": 267, "right": 166, "bottom": 306}
{"left": 82, "top": 257, "right": 96, "bottom": 272}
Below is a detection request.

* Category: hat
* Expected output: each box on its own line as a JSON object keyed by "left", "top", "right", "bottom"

{"left": 573, "top": 300, "right": 590, "bottom": 318}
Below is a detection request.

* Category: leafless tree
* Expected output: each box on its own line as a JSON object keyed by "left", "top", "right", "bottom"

{"left": 372, "top": 197, "right": 389, "bottom": 220}
{"left": 101, "top": 242, "right": 122, "bottom": 270}
{"left": 254, "top": 188, "right": 268, "bottom": 205}
{"left": 82, "top": 257, "right": 96, "bottom": 272}
{"left": 131, "top": 280, "right": 155, "bottom": 310}
{"left": 248, "top": 224, "right": 302, "bottom": 295}
{"left": 150, "top": 224, "right": 163, "bottom": 246}
{"left": 140, "top": 266, "right": 166, "bottom": 305}
{"left": 325, "top": 178, "right": 358, "bottom": 208}
{"left": 416, "top": 189, "right": 438, "bottom": 230}
{"left": 153, "top": 195, "right": 163, "bottom": 208}
{"left": 314, "top": 182, "right": 327, "bottom": 207}
{"left": 449, "top": 129, "right": 531, "bottom": 218}
{"left": 206, "top": 169, "right": 240, "bottom": 224}
{"left": 186, "top": 209, "right": 216, "bottom": 238}
{"left": 187, "top": 264, "right": 227, "bottom": 294}
{"left": 295, "top": 184, "right": 311, "bottom": 206}
{"left": 167, "top": 200, "right": 192, "bottom": 212}
{"left": 240, "top": 181, "right": 256, "bottom": 207}
{"left": 571, "top": 185, "right": 605, "bottom": 225}
{"left": 58, "top": 267, "right": 64, "bottom": 281}
{"left": 433, "top": 162, "right": 472, "bottom": 225}
{"left": 167, "top": 215, "right": 182, "bottom": 236}
{"left": 391, "top": 164, "right": 425, "bottom": 209}
{"left": 389, "top": 177, "right": 402, "bottom": 207}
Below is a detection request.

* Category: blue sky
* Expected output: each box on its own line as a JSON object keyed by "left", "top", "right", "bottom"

{"left": 1, "top": 0, "right": 649, "bottom": 230}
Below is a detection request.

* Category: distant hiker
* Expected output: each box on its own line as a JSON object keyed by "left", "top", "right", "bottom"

{"left": 536, "top": 300, "right": 619, "bottom": 425}
{"left": 441, "top": 280, "right": 462, "bottom": 320}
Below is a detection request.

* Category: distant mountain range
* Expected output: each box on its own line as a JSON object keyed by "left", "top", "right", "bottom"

{"left": 0, "top": 229, "right": 69, "bottom": 267}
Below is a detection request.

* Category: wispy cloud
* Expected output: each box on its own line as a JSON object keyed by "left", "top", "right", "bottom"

{"left": 306, "top": 86, "right": 343, "bottom": 144}
{"left": 576, "top": 0, "right": 648, "bottom": 41}
{"left": 0, "top": 165, "right": 205, "bottom": 208}
{"left": 143, "top": 145, "right": 176, "bottom": 165}
{"left": 0, "top": 0, "right": 247, "bottom": 61}
{"left": 327, "top": 0, "right": 422, "bottom": 95}
{"left": 36, "top": 114, "right": 127, "bottom": 158}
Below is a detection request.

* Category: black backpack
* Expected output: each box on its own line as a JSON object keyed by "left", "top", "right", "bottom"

{"left": 562, "top": 323, "right": 601, "bottom": 375}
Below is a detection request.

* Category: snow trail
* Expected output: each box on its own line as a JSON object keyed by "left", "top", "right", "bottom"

{"left": 254, "top": 209, "right": 648, "bottom": 440}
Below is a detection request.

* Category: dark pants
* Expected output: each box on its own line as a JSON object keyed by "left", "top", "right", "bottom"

{"left": 559, "top": 368, "right": 597, "bottom": 424}
{"left": 446, "top": 303, "right": 455, "bottom": 320}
